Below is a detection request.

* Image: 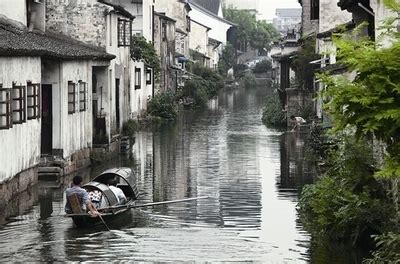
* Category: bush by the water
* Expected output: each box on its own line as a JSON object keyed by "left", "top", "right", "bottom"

{"left": 122, "top": 119, "right": 139, "bottom": 138}
{"left": 147, "top": 91, "right": 177, "bottom": 120}
{"left": 241, "top": 71, "right": 257, "bottom": 88}
{"left": 252, "top": 60, "right": 272, "bottom": 73}
{"left": 180, "top": 63, "right": 224, "bottom": 106}
{"left": 262, "top": 93, "right": 286, "bottom": 127}
{"left": 298, "top": 135, "right": 394, "bottom": 245}
{"left": 192, "top": 63, "right": 224, "bottom": 97}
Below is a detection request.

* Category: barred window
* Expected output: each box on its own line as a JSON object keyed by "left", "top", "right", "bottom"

{"left": 135, "top": 67, "right": 141, "bottom": 90}
{"left": 68, "top": 81, "right": 76, "bottom": 114}
{"left": 27, "top": 82, "right": 40, "bottom": 119}
{"left": 12, "top": 83, "right": 26, "bottom": 124}
{"left": 118, "top": 19, "right": 132, "bottom": 47}
{"left": 0, "top": 85, "right": 12, "bottom": 129}
{"left": 79, "top": 81, "right": 87, "bottom": 112}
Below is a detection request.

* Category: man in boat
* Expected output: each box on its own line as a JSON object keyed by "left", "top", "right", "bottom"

{"left": 108, "top": 178, "right": 127, "bottom": 204}
{"left": 65, "top": 175, "right": 100, "bottom": 217}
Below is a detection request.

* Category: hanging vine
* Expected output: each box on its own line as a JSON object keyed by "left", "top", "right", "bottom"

{"left": 130, "top": 36, "right": 160, "bottom": 79}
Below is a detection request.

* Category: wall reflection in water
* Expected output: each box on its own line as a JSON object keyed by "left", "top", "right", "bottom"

{"left": 279, "top": 132, "right": 316, "bottom": 197}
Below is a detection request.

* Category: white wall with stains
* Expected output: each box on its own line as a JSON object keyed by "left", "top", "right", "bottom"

{"left": 189, "top": 20, "right": 209, "bottom": 55}
{"left": 0, "top": 57, "right": 41, "bottom": 182}
{"left": 42, "top": 59, "right": 93, "bottom": 159}
{"left": 0, "top": 0, "right": 27, "bottom": 26}
{"left": 319, "top": 0, "right": 352, "bottom": 33}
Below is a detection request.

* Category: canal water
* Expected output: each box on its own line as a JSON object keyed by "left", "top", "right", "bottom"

{"left": 0, "top": 87, "right": 362, "bottom": 262}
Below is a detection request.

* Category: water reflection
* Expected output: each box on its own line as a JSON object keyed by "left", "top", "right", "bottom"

{"left": 0, "top": 87, "right": 365, "bottom": 262}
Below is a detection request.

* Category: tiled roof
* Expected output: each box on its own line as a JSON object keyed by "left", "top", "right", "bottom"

{"left": 0, "top": 18, "right": 114, "bottom": 60}
{"left": 190, "top": 0, "right": 221, "bottom": 15}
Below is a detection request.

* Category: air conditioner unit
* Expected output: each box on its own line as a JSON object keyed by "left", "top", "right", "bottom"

{"left": 177, "top": 63, "right": 183, "bottom": 69}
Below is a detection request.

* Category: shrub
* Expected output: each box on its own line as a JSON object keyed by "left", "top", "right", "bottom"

{"left": 365, "top": 232, "right": 400, "bottom": 263}
{"left": 147, "top": 91, "right": 177, "bottom": 120}
{"left": 122, "top": 120, "right": 139, "bottom": 138}
{"left": 262, "top": 93, "right": 286, "bottom": 127}
{"left": 192, "top": 63, "right": 224, "bottom": 96}
{"left": 298, "top": 135, "right": 394, "bottom": 245}
{"left": 241, "top": 71, "right": 257, "bottom": 88}
{"left": 233, "top": 64, "right": 248, "bottom": 79}
{"left": 182, "top": 77, "right": 209, "bottom": 106}
{"left": 252, "top": 60, "right": 272, "bottom": 73}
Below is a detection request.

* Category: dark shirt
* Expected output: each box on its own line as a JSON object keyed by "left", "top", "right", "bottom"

{"left": 65, "top": 185, "right": 89, "bottom": 213}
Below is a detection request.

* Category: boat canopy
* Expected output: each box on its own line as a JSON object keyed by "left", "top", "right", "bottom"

{"left": 83, "top": 181, "right": 119, "bottom": 206}
{"left": 92, "top": 167, "right": 139, "bottom": 200}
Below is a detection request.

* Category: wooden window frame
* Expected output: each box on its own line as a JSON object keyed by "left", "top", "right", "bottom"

{"left": 12, "top": 83, "right": 26, "bottom": 124}
{"left": 68, "top": 81, "right": 76, "bottom": 114}
{"left": 79, "top": 81, "right": 87, "bottom": 112}
{"left": 27, "top": 82, "right": 40, "bottom": 120}
{"left": 118, "top": 18, "right": 132, "bottom": 47}
{"left": 0, "top": 84, "right": 12, "bottom": 129}
{"left": 135, "top": 67, "right": 141, "bottom": 90}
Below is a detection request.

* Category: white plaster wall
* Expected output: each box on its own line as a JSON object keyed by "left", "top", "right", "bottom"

{"left": 105, "top": 13, "right": 132, "bottom": 133}
{"left": 123, "top": 0, "right": 153, "bottom": 41}
{"left": 0, "top": 0, "right": 27, "bottom": 25}
{"left": 0, "top": 57, "right": 41, "bottom": 182}
{"left": 155, "top": 0, "right": 188, "bottom": 31}
{"left": 189, "top": 5, "right": 232, "bottom": 44}
{"left": 60, "top": 61, "right": 92, "bottom": 158}
{"left": 130, "top": 61, "right": 152, "bottom": 117}
{"left": 371, "top": 0, "right": 397, "bottom": 47}
{"left": 319, "top": 0, "right": 352, "bottom": 33}
{"left": 189, "top": 20, "right": 208, "bottom": 54}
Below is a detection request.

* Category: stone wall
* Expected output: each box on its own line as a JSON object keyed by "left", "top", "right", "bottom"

{"left": 63, "top": 148, "right": 91, "bottom": 175}
{"left": 286, "top": 88, "right": 313, "bottom": 126}
{"left": 0, "top": 166, "right": 38, "bottom": 223}
{"left": 46, "top": 0, "right": 109, "bottom": 48}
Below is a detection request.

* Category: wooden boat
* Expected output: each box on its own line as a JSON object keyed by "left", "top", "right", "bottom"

{"left": 66, "top": 167, "right": 139, "bottom": 228}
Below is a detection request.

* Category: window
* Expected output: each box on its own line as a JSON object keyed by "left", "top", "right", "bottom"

{"left": 79, "top": 81, "right": 87, "bottom": 112}
{"left": 68, "top": 81, "right": 76, "bottom": 114}
{"left": 135, "top": 67, "right": 141, "bottom": 90}
{"left": 27, "top": 82, "right": 40, "bottom": 119}
{"left": 311, "top": 0, "right": 319, "bottom": 20}
{"left": 0, "top": 85, "right": 12, "bottom": 129}
{"left": 118, "top": 18, "right": 132, "bottom": 47}
{"left": 146, "top": 69, "right": 152, "bottom": 85}
{"left": 12, "top": 83, "right": 26, "bottom": 124}
{"left": 162, "top": 22, "right": 167, "bottom": 41}
{"left": 186, "top": 16, "right": 191, "bottom": 32}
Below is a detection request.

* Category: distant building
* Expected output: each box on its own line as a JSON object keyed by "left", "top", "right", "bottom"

{"left": 273, "top": 8, "right": 302, "bottom": 33}
{"left": 222, "top": 0, "right": 260, "bottom": 14}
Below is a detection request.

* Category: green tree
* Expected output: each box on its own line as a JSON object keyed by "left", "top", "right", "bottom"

{"left": 223, "top": 8, "right": 279, "bottom": 51}
{"left": 320, "top": 9, "right": 400, "bottom": 178}
{"left": 218, "top": 43, "right": 236, "bottom": 75}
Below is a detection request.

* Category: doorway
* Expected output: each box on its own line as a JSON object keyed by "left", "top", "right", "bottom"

{"left": 115, "top": 78, "right": 120, "bottom": 131}
{"left": 41, "top": 84, "right": 52, "bottom": 154}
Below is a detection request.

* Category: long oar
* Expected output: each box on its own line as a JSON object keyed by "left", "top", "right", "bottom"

{"left": 99, "top": 196, "right": 209, "bottom": 212}
{"left": 98, "top": 214, "right": 111, "bottom": 231}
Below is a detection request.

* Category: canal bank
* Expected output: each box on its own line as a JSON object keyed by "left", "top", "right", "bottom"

{"left": 0, "top": 86, "right": 367, "bottom": 262}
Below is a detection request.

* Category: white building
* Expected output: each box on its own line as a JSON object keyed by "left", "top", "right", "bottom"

{"left": 0, "top": 0, "right": 114, "bottom": 203}
{"left": 123, "top": 0, "right": 155, "bottom": 117}
{"left": 273, "top": 8, "right": 302, "bottom": 33}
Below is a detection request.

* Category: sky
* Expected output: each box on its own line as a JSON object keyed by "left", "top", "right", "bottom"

{"left": 258, "top": 0, "right": 301, "bottom": 21}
